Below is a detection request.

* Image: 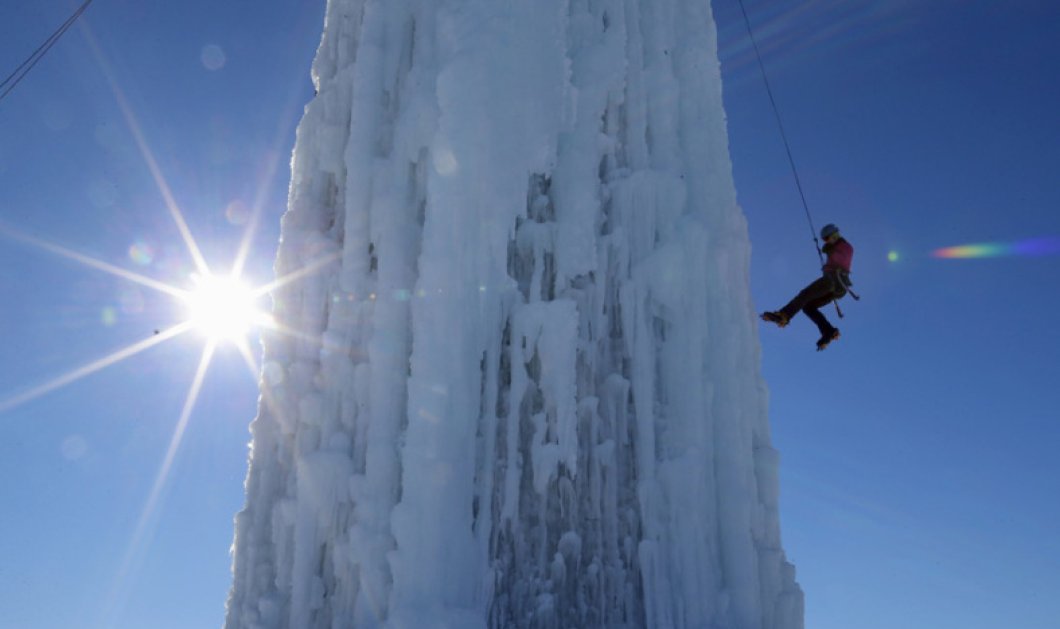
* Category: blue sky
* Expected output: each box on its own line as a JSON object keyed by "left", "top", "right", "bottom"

{"left": 716, "top": 1, "right": 1060, "bottom": 628}
{"left": 1, "top": 1, "right": 1058, "bottom": 629}
{"left": 0, "top": 2, "right": 323, "bottom": 628}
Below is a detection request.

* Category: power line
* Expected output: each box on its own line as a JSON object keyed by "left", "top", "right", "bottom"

{"left": 0, "top": 0, "right": 97, "bottom": 105}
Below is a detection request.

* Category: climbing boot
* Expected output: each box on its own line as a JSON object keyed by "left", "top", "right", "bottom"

{"left": 816, "top": 328, "right": 840, "bottom": 351}
{"left": 760, "top": 311, "right": 789, "bottom": 328}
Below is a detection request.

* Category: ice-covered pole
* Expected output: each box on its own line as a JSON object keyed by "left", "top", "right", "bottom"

{"left": 226, "top": 1, "right": 802, "bottom": 627}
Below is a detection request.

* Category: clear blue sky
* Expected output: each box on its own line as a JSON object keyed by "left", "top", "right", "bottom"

{"left": 1, "top": 1, "right": 1058, "bottom": 629}
{"left": 0, "top": 2, "right": 323, "bottom": 628}
{"left": 716, "top": 1, "right": 1060, "bottom": 628}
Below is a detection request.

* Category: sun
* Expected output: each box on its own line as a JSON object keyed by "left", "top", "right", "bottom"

{"left": 182, "top": 273, "right": 267, "bottom": 342}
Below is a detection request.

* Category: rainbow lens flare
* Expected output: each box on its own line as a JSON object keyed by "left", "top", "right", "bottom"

{"left": 932, "top": 237, "right": 1060, "bottom": 259}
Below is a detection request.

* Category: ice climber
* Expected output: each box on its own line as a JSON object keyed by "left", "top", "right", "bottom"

{"left": 761, "top": 223, "right": 854, "bottom": 351}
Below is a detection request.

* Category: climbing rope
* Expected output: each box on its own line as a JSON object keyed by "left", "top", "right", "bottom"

{"left": 735, "top": 0, "right": 851, "bottom": 317}
{"left": 0, "top": 0, "right": 97, "bottom": 105}
{"left": 734, "top": 0, "right": 825, "bottom": 262}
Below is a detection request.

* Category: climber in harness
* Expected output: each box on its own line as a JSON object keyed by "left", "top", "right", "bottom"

{"left": 761, "top": 224, "right": 854, "bottom": 351}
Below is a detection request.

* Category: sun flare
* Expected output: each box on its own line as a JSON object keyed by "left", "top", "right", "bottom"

{"left": 183, "top": 273, "right": 266, "bottom": 342}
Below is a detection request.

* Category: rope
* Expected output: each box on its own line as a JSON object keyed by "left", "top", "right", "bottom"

{"left": 736, "top": 0, "right": 851, "bottom": 317}
{"left": 0, "top": 0, "right": 97, "bottom": 105}
{"left": 734, "top": 0, "right": 824, "bottom": 263}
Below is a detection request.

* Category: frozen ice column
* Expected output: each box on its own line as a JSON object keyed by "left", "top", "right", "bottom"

{"left": 225, "top": 1, "right": 803, "bottom": 628}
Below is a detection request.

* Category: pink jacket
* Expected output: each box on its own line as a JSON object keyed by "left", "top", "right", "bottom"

{"left": 823, "top": 238, "right": 853, "bottom": 273}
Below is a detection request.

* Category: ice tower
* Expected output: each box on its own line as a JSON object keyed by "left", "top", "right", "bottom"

{"left": 225, "top": 0, "right": 802, "bottom": 627}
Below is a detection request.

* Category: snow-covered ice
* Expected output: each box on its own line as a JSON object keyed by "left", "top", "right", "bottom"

{"left": 226, "top": 0, "right": 802, "bottom": 627}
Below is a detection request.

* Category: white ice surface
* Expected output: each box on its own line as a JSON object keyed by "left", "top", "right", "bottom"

{"left": 226, "top": 1, "right": 802, "bottom": 627}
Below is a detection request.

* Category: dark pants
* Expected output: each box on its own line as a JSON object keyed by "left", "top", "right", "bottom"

{"left": 780, "top": 276, "right": 843, "bottom": 336}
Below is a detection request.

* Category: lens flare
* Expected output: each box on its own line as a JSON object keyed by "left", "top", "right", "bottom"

{"left": 933, "top": 243, "right": 1006, "bottom": 259}
{"left": 201, "top": 44, "right": 226, "bottom": 71}
{"left": 932, "top": 237, "right": 1060, "bottom": 259}
{"left": 129, "top": 240, "right": 155, "bottom": 265}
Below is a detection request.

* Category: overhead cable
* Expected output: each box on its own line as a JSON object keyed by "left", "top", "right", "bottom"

{"left": 0, "top": 0, "right": 97, "bottom": 104}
